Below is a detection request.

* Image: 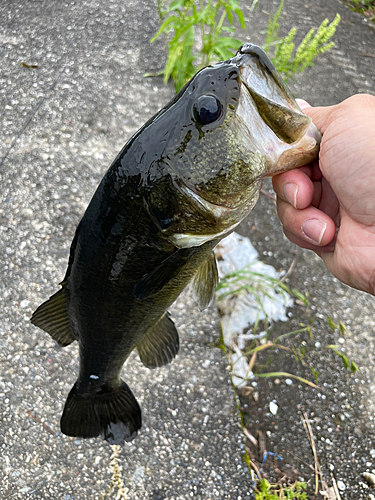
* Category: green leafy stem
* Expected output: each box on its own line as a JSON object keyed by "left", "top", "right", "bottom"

{"left": 148, "top": 0, "right": 341, "bottom": 91}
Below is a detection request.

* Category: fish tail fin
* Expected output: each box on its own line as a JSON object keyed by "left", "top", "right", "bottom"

{"left": 60, "top": 380, "right": 142, "bottom": 445}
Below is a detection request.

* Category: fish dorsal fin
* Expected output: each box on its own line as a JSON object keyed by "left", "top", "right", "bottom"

{"left": 191, "top": 251, "right": 218, "bottom": 311}
{"left": 31, "top": 287, "right": 76, "bottom": 347}
{"left": 136, "top": 312, "right": 179, "bottom": 369}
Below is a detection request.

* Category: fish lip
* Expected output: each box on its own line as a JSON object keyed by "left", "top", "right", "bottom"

{"left": 169, "top": 180, "right": 254, "bottom": 248}
{"left": 266, "top": 122, "right": 322, "bottom": 176}
{"left": 237, "top": 43, "right": 276, "bottom": 72}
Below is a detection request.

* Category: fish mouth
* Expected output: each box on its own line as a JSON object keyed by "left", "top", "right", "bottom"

{"left": 231, "top": 43, "right": 322, "bottom": 174}
{"left": 241, "top": 79, "right": 312, "bottom": 144}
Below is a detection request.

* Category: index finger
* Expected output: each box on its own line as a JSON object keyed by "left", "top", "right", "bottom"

{"left": 272, "top": 166, "right": 315, "bottom": 210}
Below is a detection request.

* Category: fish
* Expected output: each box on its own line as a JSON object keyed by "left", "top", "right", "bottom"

{"left": 31, "top": 43, "right": 321, "bottom": 445}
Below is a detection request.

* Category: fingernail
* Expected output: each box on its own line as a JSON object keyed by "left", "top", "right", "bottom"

{"left": 283, "top": 183, "right": 298, "bottom": 208}
{"left": 295, "top": 98, "right": 311, "bottom": 110}
{"left": 302, "top": 219, "right": 327, "bottom": 245}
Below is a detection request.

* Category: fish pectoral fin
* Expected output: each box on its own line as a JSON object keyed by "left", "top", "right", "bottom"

{"left": 191, "top": 251, "right": 218, "bottom": 311}
{"left": 136, "top": 312, "right": 179, "bottom": 369}
{"left": 31, "top": 287, "right": 76, "bottom": 347}
{"left": 61, "top": 380, "right": 141, "bottom": 445}
{"left": 133, "top": 248, "right": 194, "bottom": 299}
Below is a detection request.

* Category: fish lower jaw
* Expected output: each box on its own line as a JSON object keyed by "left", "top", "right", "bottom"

{"left": 266, "top": 124, "right": 321, "bottom": 176}
{"left": 168, "top": 222, "right": 240, "bottom": 248}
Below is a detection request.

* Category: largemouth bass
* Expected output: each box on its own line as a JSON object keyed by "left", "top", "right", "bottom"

{"left": 31, "top": 44, "right": 321, "bottom": 445}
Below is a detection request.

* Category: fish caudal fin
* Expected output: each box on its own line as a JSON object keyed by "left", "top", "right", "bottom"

{"left": 60, "top": 380, "right": 142, "bottom": 445}
{"left": 136, "top": 312, "right": 179, "bottom": 369}
{"left": 31, "top": 287, "right": 76, "bottom": 347}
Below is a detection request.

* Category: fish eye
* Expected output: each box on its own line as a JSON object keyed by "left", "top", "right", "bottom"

{"left": 194, "top": 95, "right": 222, "bottom": 125}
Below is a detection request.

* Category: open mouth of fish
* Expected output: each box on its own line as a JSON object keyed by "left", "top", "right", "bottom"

{"left": 175, "top": 44, "right": 321, "bottom": 212}
{"left": 232, "top": 43, "right": 321, "bottom": 177}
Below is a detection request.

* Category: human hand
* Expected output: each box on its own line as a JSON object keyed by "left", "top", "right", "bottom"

{"left": 272, "top": 94, "right": 375, "bottom": 295}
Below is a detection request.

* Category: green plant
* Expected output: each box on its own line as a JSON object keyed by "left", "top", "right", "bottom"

{"left": 325, "top": 316, "right": 359, "bottom": 373}
{"left": 264, "top": 0, "right": 341, "bottom": 81}
{"left": 345, "top": 0, "right": 375, "bottom": 25}
{"left": 216, "top": 263, "right": 359, "bottom": 382}
{"left": 150, "top": 0, "right": 341, "bottom": 91}
{"left": 327, "top": 345, "right": 359, "bottom": 373}
{"left": 216, "top": 264, "right": 293, "bottom": 312}
{"left": 255, "top": 479, "right": 307, "bottom": 499}
{"left": 215, "top": 255, "right": 359, "bottom": 494}
{"left": 350, "top": 0, "right": 375, "bottom": 6}
{"left": 151, "top": 0, "right": 246, "bottom": 92}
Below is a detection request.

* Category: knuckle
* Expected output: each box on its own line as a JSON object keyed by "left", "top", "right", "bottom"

{"left": 277, "top": 199, "right": 296, "bottom": 229}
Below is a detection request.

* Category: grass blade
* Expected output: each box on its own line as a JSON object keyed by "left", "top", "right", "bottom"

{"left": 255, "top": 371, "right": 318, "bottom": 388}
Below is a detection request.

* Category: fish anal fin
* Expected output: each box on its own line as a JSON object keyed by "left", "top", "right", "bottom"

{"left": 136, "top": 312, "right": 179, "bottom": 369}
{"left": 191, "top": 251, "right": 218, "bottom": 311}
{"left": 60, "top": 380, "right": 141, "bottom": 445}
{"left": 31, "top": 287, "right": 76, "bottom": 347}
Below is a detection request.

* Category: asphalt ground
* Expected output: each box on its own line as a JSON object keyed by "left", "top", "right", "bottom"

{"left": 0, "top": 0, "right": 374, "bottom": 499}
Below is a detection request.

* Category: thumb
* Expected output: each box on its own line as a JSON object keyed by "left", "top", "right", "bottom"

{"left": 296, "top": 98, "right": 336, "bottom": 134}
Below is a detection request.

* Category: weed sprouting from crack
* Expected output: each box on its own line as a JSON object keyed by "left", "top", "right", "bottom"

{"left": 214, "top": 260, "right": 359, "bottom": 497}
